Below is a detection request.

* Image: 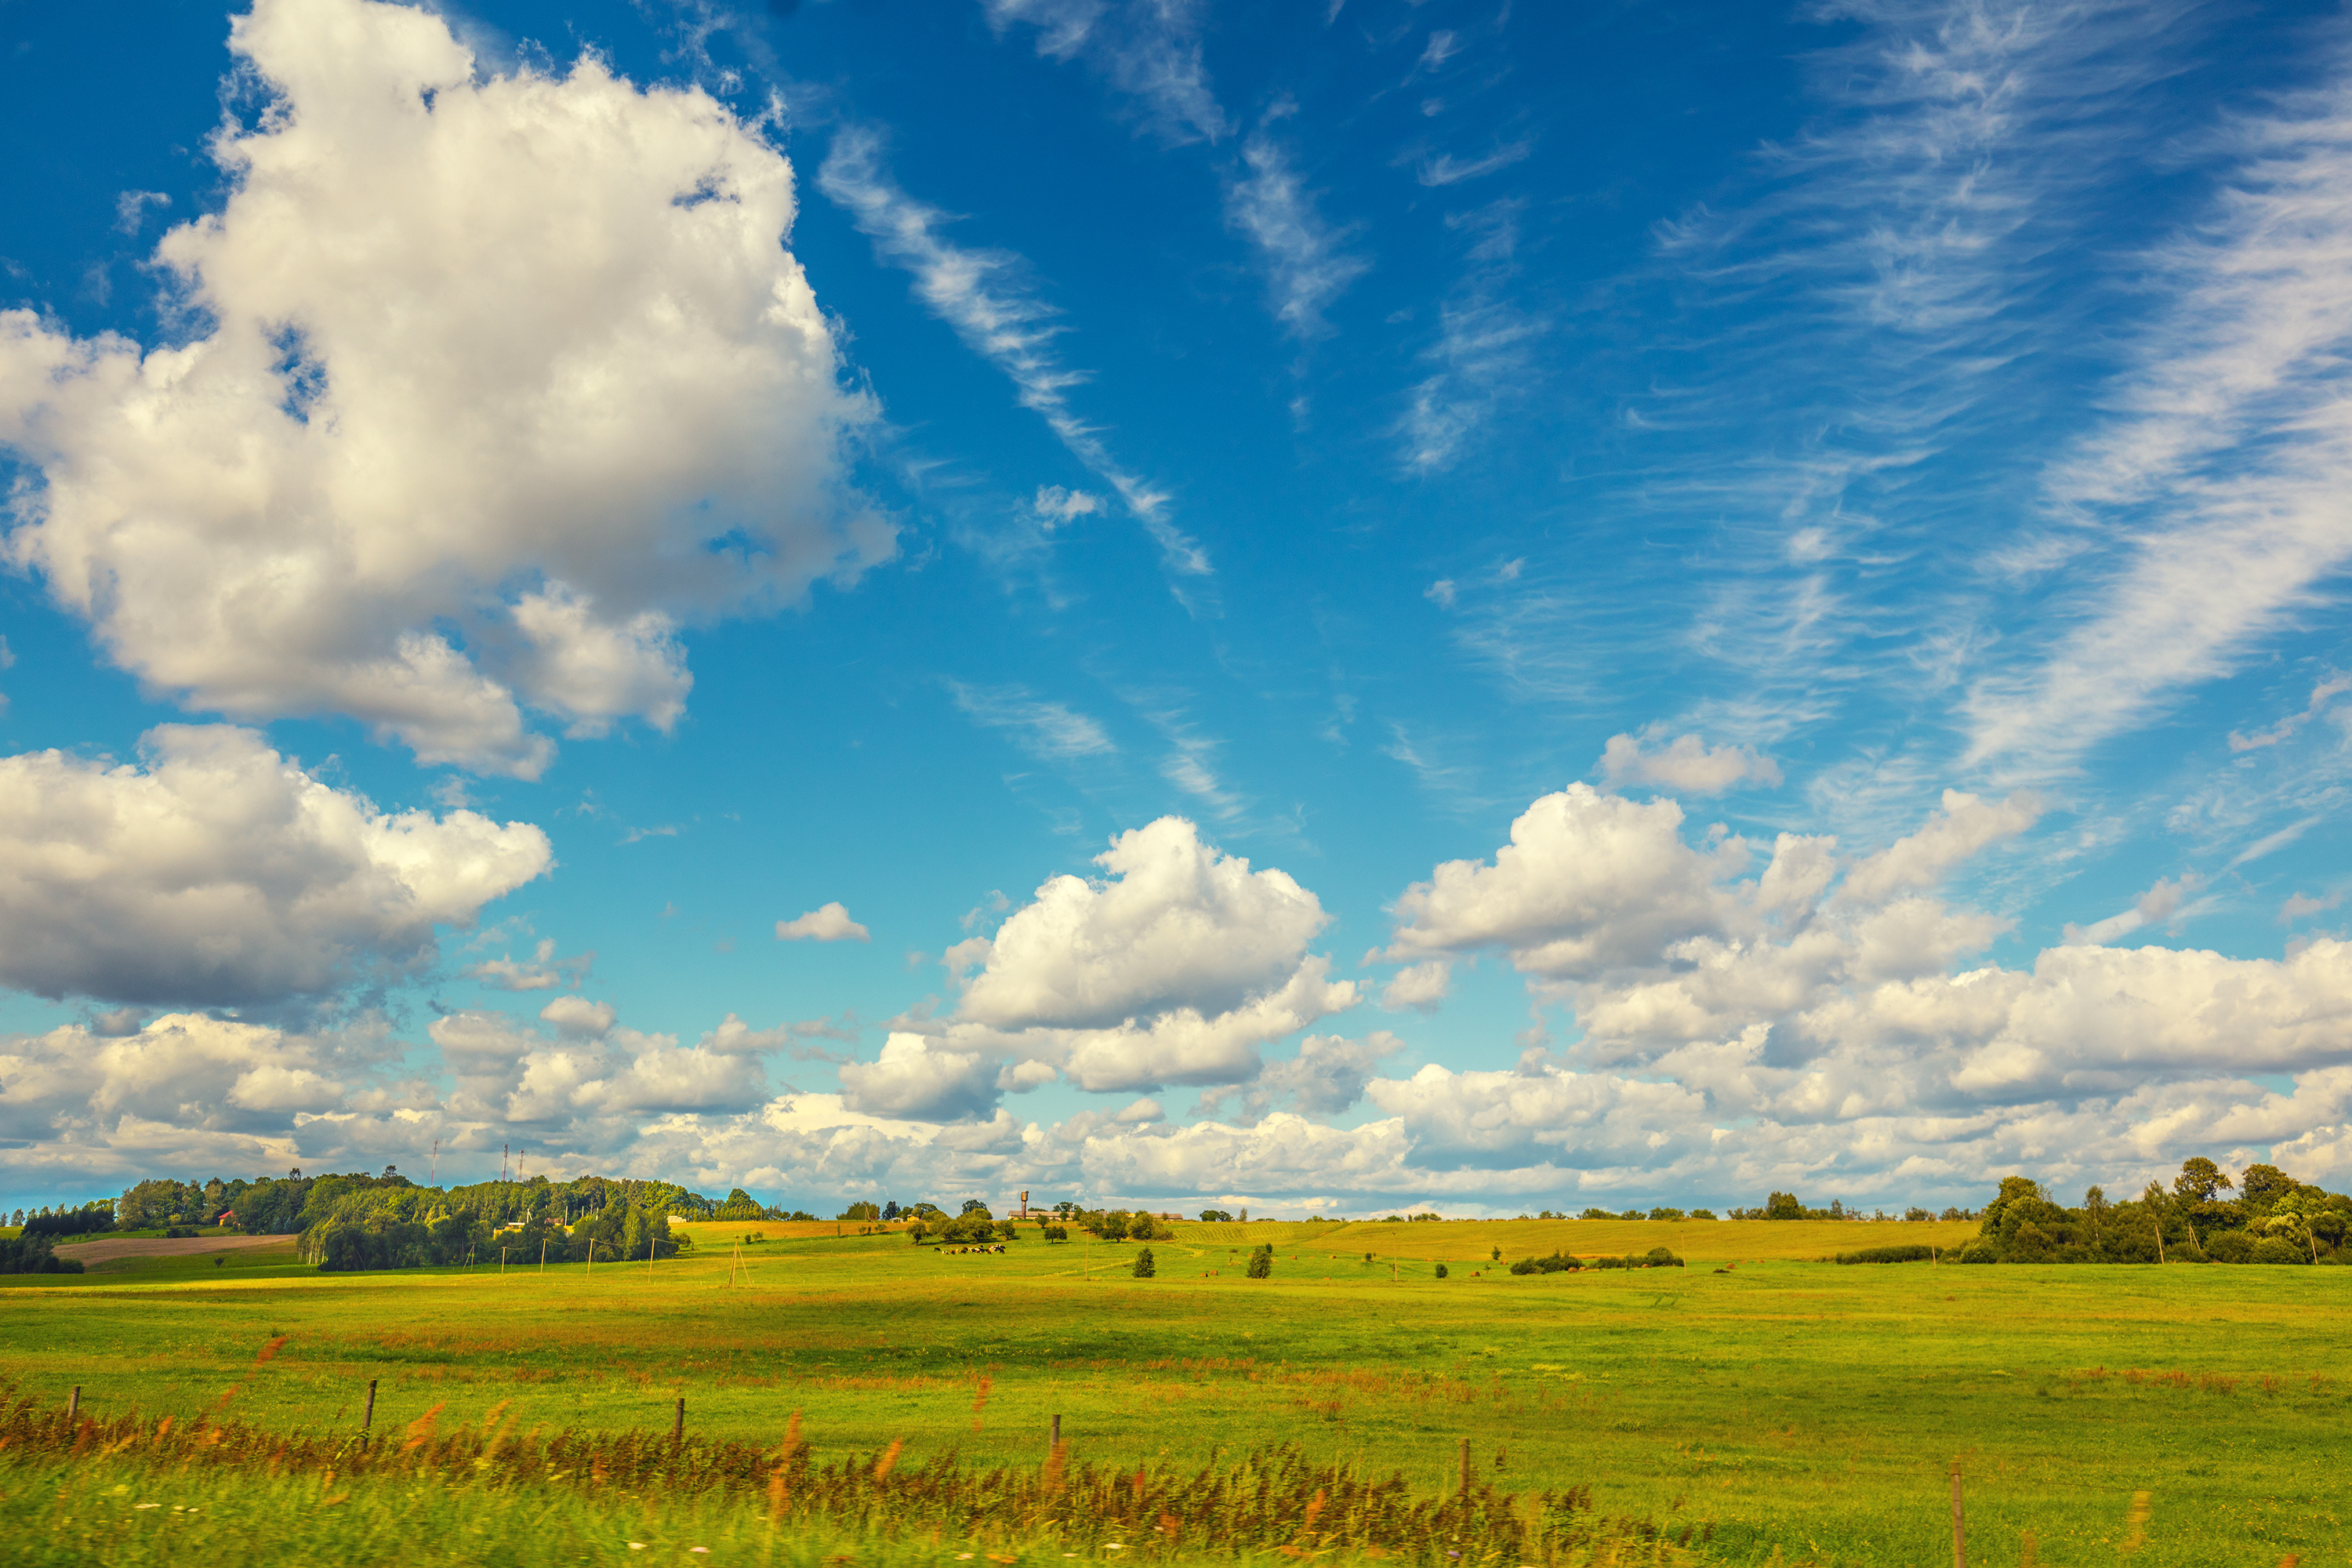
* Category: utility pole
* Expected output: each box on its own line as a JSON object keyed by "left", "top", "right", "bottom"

{"left": 430, "top": 1138, "right": 438, "bottom": 1185}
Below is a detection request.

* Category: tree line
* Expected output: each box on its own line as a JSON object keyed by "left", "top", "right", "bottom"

{"left": 0, "top": 1169, "right": 881, "bottom": 1276}
{"left": 1915, "top": 1161, "right": 2350, "bottom": 1265}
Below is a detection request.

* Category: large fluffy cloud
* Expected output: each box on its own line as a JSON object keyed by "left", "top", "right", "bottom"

{"left": 927, "top": 818, "right": 1359, "bottom": 1098}
{"left": 432, "top": 1000, "right": 771, "bottom": 1130}
{"left": 1381, "top": 784, "right": 1744, "bottom": 977}
{"left": 0, "top": 0, "right": 886, "bottom": 777}
{"left": 953, "top": 817, "right": 1334, "bottom": 1028}
{"left": 1359, "top": 779, "right": 2352, "bottom": 1200}
{"left": 0, "top": 725, "right": 550, "bottom": 1005}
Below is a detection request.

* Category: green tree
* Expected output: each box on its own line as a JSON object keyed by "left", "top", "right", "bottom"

{"left": 1764, "top": 1191, "right": 1805, "bottom": 1221}
{"left": 1245, "top": 1244, "right": 1272, "bottom": 1279}
{"left": 961, "top": 1200, "right": 993, "bottom": 1220}
{"left": 839, "top": 1200, "right": 880, "bottom": 1221}
{"left": 1131, "top": 1246, "right": 1156, "bottom": 1279}
{"left": 715, "top": 1189, "right": 765, "bottom": 1219}
{"left": 2239, "top": 1163, "right": 2295, "bottom": 1214}
{"left": 2173, "top": 1158, "right": 2232, "bottom": 1205}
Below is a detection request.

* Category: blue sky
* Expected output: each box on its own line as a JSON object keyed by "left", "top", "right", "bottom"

{"left": 3, "top": 0, "right": 2351, "bottom": 1217}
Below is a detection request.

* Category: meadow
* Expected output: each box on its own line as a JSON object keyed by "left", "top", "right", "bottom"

{"left": 3, "top": 1218, "right": 2345, "bottom": 1568}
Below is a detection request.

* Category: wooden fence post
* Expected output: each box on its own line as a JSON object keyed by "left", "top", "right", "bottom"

{"left": 67, "top": 1386, "right": 79, "bottom": 1421}
{"left": 1459, "top": 1436, "right": 1471, "bottom": 1508}
{"left": 1950, "top": 1457, "right": 1966, "bottom": 1568}
{"left": 673, "top": 1397, "right": 686, "bottom": 1446}
{"left": 1051, "top": 1413, "right": 1062, "bottom": 1450}
{"left": 361, "top": 1378, "right": 377, "bottom": 1448}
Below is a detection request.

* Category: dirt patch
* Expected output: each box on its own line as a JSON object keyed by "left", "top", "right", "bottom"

{"left": 56, "top": 1233, "right": 292, "bottom": 1265}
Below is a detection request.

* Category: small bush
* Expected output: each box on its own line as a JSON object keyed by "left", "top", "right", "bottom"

{"left": 2204, "top": 1230, "right": 2256, "bottom": 1264}
{"left": 1434, "top": 1263, "right": 1449, "bottom": 1279}
{"left": 1131, "top": 1247, "right": 1156, "bottom": 1278}
{"left": 1510, "top": 1250, "right": 1581, "bottom": 1275}
{"left": 2252, "top": 1235, "right": 2309, "bottom": 1265}
{"left": 1041, "top": 1225, "right": 1068, "bottom": 1241}
{"left": 1643, "top": 1247, "right": 1681, "bottom": 1268}
{"left": 1959, "top": 1241, "right": 2002, "bottom": 1264}
{"left": 1836, "top": 1243, "right": 1939, "bottom": 1265}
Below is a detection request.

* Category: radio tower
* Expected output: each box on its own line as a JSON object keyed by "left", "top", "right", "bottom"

{"left": 502, "top": 1144, "right": 510, "bottom": 1182}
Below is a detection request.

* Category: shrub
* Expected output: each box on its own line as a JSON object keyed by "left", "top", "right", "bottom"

{"left": 1835, "top": 1244, "right": 1938, "bottom": 1265}
{"left": 2204, "top": 1229, "right": 2256, "bottom": 1264}
{"left": 1131, "top": 1247, "right": 1156, "bottom": 1278}
{"left": 1509, "top": 1250, "right": 1582, "bottom": 1276}
{"left": 2005, "top": 1221, "right": 2056, "bottom": 1262}
{"left": 1643, "top": 1246, "right": 1681, "bottom": 1268}
{"left": 1245, "top": 1243, "right": 1273, "bottom": 1279}
{"left": 1958, "top": 1241, "right": 2002, "bottom": 1264}
{"left": 1041, "top": 1225, "right": 1068, "bottom": 1241}
{"left": 2252, "top": 1235, "right": 2309, "bottom": 1265}
{"left": 1434, "top": 1263, "right": 1449, "bottom": 1279}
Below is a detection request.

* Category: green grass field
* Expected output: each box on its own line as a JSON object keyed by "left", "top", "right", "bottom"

{"left": 5, "top": 1218, "right": 2346, "bottom": 1567}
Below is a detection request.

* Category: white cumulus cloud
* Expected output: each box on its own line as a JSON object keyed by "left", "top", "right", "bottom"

{"left": 776, "top": 902, "right": 873, "bottom": 943}
{"left": 0, "top": 0, "right": 886, "bottom": 778}
{"left": 1599, "top": 728, "right": 1783, "bottom": 795}
{"left": 0, "top": 725, "right": 550, "bottom": 1007}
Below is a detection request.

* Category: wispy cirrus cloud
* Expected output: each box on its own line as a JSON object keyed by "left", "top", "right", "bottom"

{"left": 1398, "top": 199, "right": 1545, "bottom": 471}
{"left": 1415, "top": 135, "right": 1535, "bottom": 187}
{"left": 982, "top": 2, "right": 1370, "bottom": 347}
{"left": 948, "top": 681, "right": 1119, "bottom": 760}
{"left": 818, "top": 129, "right": 1213, "bottom": 589}
{"left": 1225, "top": 125, "right": 1370, "bottom": 341}
{"left": 982, "top": 0, "right": 1229, "bottom": 145}
{"left": 1965, "top": 51, "right": 2352, "bottom": 775}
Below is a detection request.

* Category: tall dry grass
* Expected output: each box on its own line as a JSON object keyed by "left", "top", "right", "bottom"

{"left": 0, "top": 1392, "right": 1691, "bottom": 1566}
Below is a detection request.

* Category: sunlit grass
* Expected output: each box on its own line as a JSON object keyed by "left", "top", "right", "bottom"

{"left": 5, "top": 1220, "right": 2347, "bottom": 1565}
